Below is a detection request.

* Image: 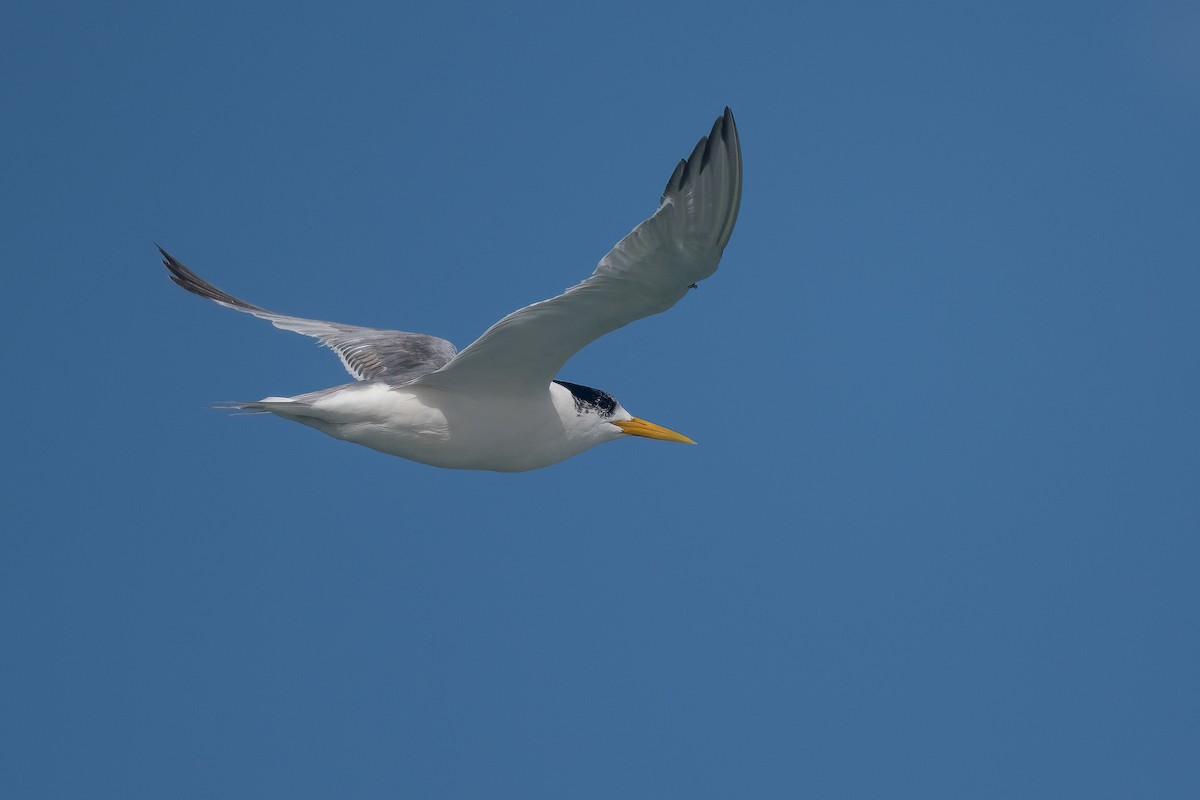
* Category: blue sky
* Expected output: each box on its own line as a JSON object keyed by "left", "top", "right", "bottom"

{"left": 3, "top": 1, "right": 1198, "bottom": 797}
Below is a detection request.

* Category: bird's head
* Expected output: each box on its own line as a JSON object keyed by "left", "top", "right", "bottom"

{"left": 551, "top": 380, "right": 695, "bottom": 447}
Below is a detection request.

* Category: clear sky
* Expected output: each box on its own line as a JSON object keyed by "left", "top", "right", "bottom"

{"left": 3, "top": 1, "right": 1198, "bottom": 797}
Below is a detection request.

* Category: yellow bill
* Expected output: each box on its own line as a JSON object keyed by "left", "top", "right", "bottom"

{"left": 611, "top": 417, "right": 696, "bottom": 444}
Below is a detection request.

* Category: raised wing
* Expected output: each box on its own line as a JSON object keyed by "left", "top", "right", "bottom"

{"left": 415, "top": 107, "right": 741, "bottom": 394}
{"left": 159, "top": 246, "right": 457, "bottom": 383}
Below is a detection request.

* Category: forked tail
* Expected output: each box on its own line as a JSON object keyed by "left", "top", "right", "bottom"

{"left": 216, "top": 397, "right": 316, "bottom": 417}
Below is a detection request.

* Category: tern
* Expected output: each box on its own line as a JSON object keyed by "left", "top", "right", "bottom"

{"left": 161, "top": 107, "right": 741, "bottom": 471}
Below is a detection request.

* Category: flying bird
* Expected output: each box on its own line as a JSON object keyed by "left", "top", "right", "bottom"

{"left": 161, "top": 108, "right": 742, "bottom": 471}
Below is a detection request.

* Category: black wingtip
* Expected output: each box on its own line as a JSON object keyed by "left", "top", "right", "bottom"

{"left": 157, "top": 246, "right": 264, "bottom": 312}
{"left": 679, "top": 134, "right": 708, "bottom": 188}
{"left": 661, "top": 158, "right": 687, "bottom": 203}
{"left": 664, "top": 107, "right": 739, "bottom": 199}
{"left": 721, "top": 107, "right": 738, "bottom": 152}
{"left": 157, "top": 245, "right": 193, "bottom": 287}
{"left": 158, "top": 244, "right": 179, "bottom": 271}
{"left": 701, "top": 112, "right": 726, "bottom": 171}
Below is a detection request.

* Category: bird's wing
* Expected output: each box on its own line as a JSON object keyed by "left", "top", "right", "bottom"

{"left": 160, "top": 247, "right": 457, "bottom": 383}
{"left": 414, "top": 107, "right": 742, "bottom": 394}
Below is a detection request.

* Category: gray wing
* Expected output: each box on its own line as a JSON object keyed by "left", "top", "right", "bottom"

{"left": 159, "top": 247, "right": 457, "bottom": 384}
{"left": 415, "top": 107, "right": 741, "bottom": 394}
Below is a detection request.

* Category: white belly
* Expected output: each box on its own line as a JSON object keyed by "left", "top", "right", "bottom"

{"left": 272, "top": 382, "right": 597, "bottom": 472}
